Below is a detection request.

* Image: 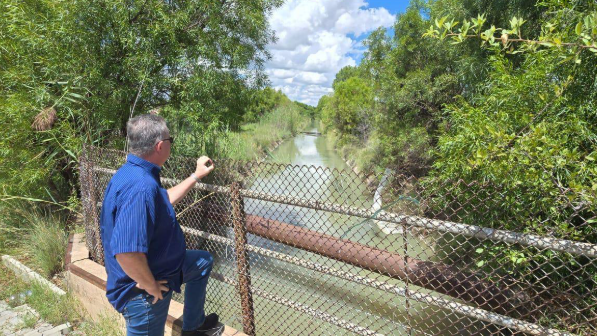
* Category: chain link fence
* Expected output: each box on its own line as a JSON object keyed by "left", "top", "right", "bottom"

{"left": 79, "top": 145, "right": 596, "bottom": 335}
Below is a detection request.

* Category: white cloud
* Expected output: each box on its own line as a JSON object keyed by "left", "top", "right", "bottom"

{"left": 270, "top": 69, "right": 296, "bottom": 79}
{"left": 295, "top": 72, "right": 328, "bottom": 85}
{"left": 334, "top": 7, "right": 395, "bottom": 36}
{"left": 266, "top": 0, "right": 395, "bottom": 106}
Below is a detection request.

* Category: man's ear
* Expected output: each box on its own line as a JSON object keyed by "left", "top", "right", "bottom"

{"left": 155, "top": 140, "right": 163, "bottom": 153}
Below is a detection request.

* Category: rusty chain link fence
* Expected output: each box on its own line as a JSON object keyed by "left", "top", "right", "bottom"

{"left": 79, "top": 145, "right": 596, "bottom": 335}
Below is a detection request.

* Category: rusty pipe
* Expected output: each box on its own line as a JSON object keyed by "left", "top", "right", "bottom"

{"left": 203, "top": 205, "right": 527, "bottom": 316}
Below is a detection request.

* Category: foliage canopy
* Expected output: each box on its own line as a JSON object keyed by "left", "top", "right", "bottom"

{"left": 0, "top": 0, "right": 283, "bottom": 199}
{"left": 319, "top": 2, "right": 597, "bottom": 328}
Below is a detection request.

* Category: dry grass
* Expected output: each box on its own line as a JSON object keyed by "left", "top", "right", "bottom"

{"left": 31, "top": 107, "right": 57, "bottom": 131}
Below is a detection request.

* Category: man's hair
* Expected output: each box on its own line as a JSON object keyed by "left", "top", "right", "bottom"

{"left": 126, "top": 114, "right": 169, "bottom": 157}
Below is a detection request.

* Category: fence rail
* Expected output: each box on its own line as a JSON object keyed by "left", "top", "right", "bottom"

{"left": 80, "top": 145, "right": 597, "bottom": 335}
{"left": 93, "top": 166, "right": 597, "bottom": 258}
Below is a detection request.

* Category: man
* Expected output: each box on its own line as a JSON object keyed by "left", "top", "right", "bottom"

{"left": 100, "top": 114, "right": 218, "bottom": 336}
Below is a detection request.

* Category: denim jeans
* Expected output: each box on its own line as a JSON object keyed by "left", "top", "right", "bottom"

{"left": 122, "top": 250, "right": 214, "bottom": 336}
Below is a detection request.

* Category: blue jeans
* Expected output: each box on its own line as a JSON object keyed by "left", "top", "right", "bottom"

{"left": 122, "top": 250, "right": 214, "bottom": 336}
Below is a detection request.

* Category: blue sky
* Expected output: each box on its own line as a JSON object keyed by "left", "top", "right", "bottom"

{"left": 266, "top": 0, "right": 410, "bottom": 105}
{"left": 367, "top": 0, "right": 410, "bottom": 16}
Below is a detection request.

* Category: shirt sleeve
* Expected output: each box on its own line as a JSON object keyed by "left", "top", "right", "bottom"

{"left": 110, "top": 188, "right": 156, "bottom": 256}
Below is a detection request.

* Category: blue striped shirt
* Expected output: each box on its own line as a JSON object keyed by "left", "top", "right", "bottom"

{"left": 100, "top": 154, "right": 186, "bottom": 312}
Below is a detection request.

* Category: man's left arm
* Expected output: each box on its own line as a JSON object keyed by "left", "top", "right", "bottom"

{"left": 167, "top": 156, "right": 214, "bottom": 206}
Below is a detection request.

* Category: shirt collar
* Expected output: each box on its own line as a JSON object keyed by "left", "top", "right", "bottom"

{"left": 126, "top": 154, "right": 162, "bottom": 177}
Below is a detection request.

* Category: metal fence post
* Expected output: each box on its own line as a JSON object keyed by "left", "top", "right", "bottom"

{"left": 79, "top": 144, "right": 104, "bottom": 264}
{"left": 230, "top": 181, "right": 256, "bottom": 336}
{"left": 79, "top": 145, "right": 93, "bottom": 258}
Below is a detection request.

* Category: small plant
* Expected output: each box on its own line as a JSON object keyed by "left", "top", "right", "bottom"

{"left": 1, "top": 264, "right": 77, "bottom": 325}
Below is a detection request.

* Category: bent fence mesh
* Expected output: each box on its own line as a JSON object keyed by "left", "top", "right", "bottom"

{"left": 79, "top": 145, "right": 596, "bottom": 336}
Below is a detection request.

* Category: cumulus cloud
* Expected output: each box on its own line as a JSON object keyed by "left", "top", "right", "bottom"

{"left": 266, "top": 0, "right": 395, "bottom": 106}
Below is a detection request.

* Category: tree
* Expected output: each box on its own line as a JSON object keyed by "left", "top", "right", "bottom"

{"left": 322, "top": 77, "right": 372, "bottom": 143}
{"left": 332, "top": 66, "right": 363, "bottom": 88}
{"left": 244, "top": 87, "right": 290, "bottom": 123}
{"left": 422, "top": 4, "right": 597, "bottom": 329}
{"left": 0, "top": 0, "right": 282, "bottom": 199}
{"left": 425, "top": 0, "right": 597, "bottom": 242}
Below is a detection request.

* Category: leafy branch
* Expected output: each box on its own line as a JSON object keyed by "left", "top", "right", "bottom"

{"left": 423, "top": 13, "right": 597, "bottom": 61}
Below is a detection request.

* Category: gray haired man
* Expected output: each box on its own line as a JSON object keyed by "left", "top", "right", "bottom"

{"left": 100, "top": 114, "right": 218, "bottom": 336}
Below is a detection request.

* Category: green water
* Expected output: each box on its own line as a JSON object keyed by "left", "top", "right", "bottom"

{"left": 204, "top": 124, "right": 484, "bottom": 335}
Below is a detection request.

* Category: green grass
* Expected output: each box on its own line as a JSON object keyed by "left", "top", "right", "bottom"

{"left": 17, "top": 312, "right": 39, "bottom": 330}
{"left": 27, "top": 283, "right": 80, "bottom": 326}
{"left": 0, "top": 263, "right": 77, "bottom": 325}
{"left": 0, "top": 263, "right": 123, "bottom": 335}
{"left": 0, "top": 264, "right": 80, "bottom": 326}
{"left": 25, "top": 212, "right": 69, "bottom": 277}
{"left": 175, "top": 103, "right": 312, "bottom": 161}
{"left": 78, "top": 314, "right": 123, "bottom": 336}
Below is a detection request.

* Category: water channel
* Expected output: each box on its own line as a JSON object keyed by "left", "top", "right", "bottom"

{"left": 202, "top": 124, "right": 485, "bottom": 335}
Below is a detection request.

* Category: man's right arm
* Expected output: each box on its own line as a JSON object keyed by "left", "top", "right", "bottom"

{"left": 116, "top": 252, "right": 169, "bottom": 304}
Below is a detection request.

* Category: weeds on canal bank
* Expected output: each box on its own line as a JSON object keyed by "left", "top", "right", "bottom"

{"left": 172, "top": 103, "right": 312, "bottom": 161}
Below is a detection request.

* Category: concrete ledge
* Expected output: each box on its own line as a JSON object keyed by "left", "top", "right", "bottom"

{"left": 1, "top": 255, "right": 66, "bottom": 296}
{"left": 65, "top": 233, "right": 244, "bottom": 336}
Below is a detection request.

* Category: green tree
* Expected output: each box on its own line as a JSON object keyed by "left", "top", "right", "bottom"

{"left": 332, "top": 66, "right": 363, "bottom": 88}
{"left": 422, "top": 3, "right": 597, "bottom": 330}
{"left": 322, "top": 77, "right": 372, "bottom": 143}
{"left": 424, "top": 0, "right": 597, "bottom": 241}
{"left": 294, "top": 101, "right": 317, "bottom": 119}
{"left": 364, "top": 3, "right": 459, "bottom": 174}
{"left": 0, "top": 0, "right": 282, "bottom": 199}
{"left": 244, "top": 87, "right": 290, "bottom": 123}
